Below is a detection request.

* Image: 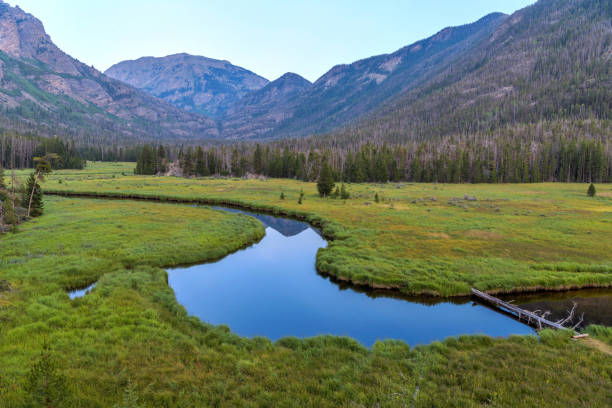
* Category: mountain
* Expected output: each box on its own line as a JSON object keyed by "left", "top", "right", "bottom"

{"left": 2, "top": 0, "right": 609, "bottom": 144}
{"left": 331, "top": 0, "right": 612, "bottom": 141}
{"left": 259, "top": 12, "right": 508, "bottom": 139}
{"left": 0, "top": 1, "right": 219, "bottom": 142}
{"left": 101, "top": 12, "right": 508, "bottom": 141}
{"left": 222, "top": 73, "right": 311, "bottom": 139}
{"left": 105, "top": 54, "right": 269, "bottom": 118}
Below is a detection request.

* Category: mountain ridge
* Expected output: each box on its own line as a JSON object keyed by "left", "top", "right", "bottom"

{"left": 221, "top": 72, "right": 312, "bottom": 139}
{"left": 105, "top": 53, "right": 269, "bottom": 118}
{"left": 0, "top": 0, "right": 219, "bottom": 141}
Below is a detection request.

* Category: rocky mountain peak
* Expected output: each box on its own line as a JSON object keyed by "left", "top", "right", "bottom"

{"left": 105, "top": 54, "right": 269, "bottom": 118}
{"left": 0, "top": 2, "right": 81, "bottom": 75}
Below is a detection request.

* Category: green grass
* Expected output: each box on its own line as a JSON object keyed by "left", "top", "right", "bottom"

{"left": 24, "top": 161, "right": 612, "bottom": 297}
{"left": 0, "top": 192, "right": 611, "bottom": 406}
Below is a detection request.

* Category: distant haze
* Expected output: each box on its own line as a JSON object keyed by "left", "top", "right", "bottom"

{"left": 6, "top": 0, "right": 535, "bottom": 82}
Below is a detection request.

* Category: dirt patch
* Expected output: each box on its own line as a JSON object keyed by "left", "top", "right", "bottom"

{"left": 580, "top": 338, "right": 612, "bottom": 356}
{"left": 465, "top": 230, "right": 503, "bottom": 240}
{"left": 427, "top": 232, "right": 451, "bottom": 239}
{"left": 598, "top": 191, "right": 612, "bottom": 198}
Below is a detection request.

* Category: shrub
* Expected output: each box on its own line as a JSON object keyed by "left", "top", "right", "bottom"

{"left": 587, "top": 183, "right": 596, "bottom": 197}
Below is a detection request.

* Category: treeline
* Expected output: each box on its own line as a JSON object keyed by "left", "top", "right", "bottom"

{"left": 134, "top": 121, "right": 611, "bottom": 183}
{"left": 152, "top": 119, "right": 612, "bottom": 183}
{"left": 0, "top": 132, "right": 86, "bottom": 170}
{"left": 134, "top": 144, "right": 169, "bottom": 175}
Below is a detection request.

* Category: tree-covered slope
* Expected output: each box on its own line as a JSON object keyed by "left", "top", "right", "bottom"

{"left": 345, "top": 0, "right": 612, "bottom": 141}
{"left": 261, "top": 12, "right": 508, "bottom": 139}
{"left": 222, "top": 72, "right": 312, "bottom": 139}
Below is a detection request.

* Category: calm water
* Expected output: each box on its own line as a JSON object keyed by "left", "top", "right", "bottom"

{"left": 169, "top": 207, "right": 583, "bottom": 347}
{"left": 67, "top": 204, "right": 610, "bottom": 346}
{"left": 68, "top": 282, "right": 97, "bottom": 299}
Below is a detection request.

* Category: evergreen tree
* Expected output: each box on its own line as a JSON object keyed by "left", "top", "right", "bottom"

{"left": 254, "top": 144, "right": 264, "bottom": 174}
{"left": 340, "top": 183, "right": 350, "bottom": 200}
{"left": 587, "top": 183, "right": 596, "bottom": 197}
{"left": 134, "top": 145, "right": 155, "bottom": 175}
{"left": 25, "top": 344, "right": 69, "bottom": 407}
{"left": 195, "top": 147, "right": 206, "bottom": 176}
{"left": 0, "top": 167, "right": 6, "bottom": 203}
{"left": 157, "top": 145, "right": 167, "bottom": 173}
{"left": 375, "top": 192, "right": 380, "bottom": 203}
{"left": 332, "top": 186, "right": 340, "bottom": 199}
{"left": 22, "top": 172, "right": 44, "bottom": 217}
{"left": 317, "top": 162, "right": 335, "bottom": 197}
{"left": 2, "top": 197, "right": 17, "bottom": 225}
{"left": 280, "top": 191, "right": 285, "bottom": 200}
{"left": 183, "top": 147, "right": 194, "bottom": 176}
{"left": 298, "top": 189, "right": 304, "bottom": 204}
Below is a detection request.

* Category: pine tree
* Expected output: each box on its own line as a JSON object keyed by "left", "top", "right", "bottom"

{"left": 0, "top": 166, "right": 5, "bottom": 190}
{"left": 22, "top": 173, "right": 44, "bottom": 217}
{"left": 375, "top": 192, "right": 380, "bottom": 203}
{"left": 332, "top": 186, "right": 340, "bottom": 199}
{"left": 195, "top": 147, "right": 206, "bottom": 176}
{"left": 254, "top": 144, "right": 264, "bottom": 174}
{"left": 587, "top": 183, "right": 596, "bottom": 197}
{"left": 280, "top": 191, "right": 285, "bottom": 200}
{"left": 340, "top": 183, "right": 350, "bottom": 200}
{"left": 317, "top": 162, "right": 335, "bottom": 197}
{"left": 298, "top": 189, "right": 304, "bottom": 204}
{"left": 2, "top": 197, "right": 17, "bottom": 225}
{"left": 183, "top": 147, "right": 194, "bottom": 176}
{"left": 25, "top": 344, "right": 70, "bottom": 407}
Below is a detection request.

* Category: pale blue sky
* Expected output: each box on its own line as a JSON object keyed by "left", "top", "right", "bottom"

{"left": 8, "top": 0, "right": 535, "bottom": 82}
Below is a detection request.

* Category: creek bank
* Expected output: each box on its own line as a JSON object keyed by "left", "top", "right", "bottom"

{"left": 46, "top": 190, "right": 611, "bottom": 298}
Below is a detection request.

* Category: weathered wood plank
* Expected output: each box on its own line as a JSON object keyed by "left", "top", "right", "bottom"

{"left": 471, "top": 288, "right": 566, "bottom": 330}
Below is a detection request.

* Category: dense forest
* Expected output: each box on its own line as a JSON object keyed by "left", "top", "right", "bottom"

{"left": 0, "top": 132, "right": 134, "bottom": 170}
{"left": 134, "top": 120, "right": 612, "bottom": 183}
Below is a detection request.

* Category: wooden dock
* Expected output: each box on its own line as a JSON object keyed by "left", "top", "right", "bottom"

{"left": 471, "top": 288, "right": 566, "bottom": 330}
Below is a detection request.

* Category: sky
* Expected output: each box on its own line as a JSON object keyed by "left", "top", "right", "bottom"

{"left": 7, "top": 0, "right": 535, "bottom": 82}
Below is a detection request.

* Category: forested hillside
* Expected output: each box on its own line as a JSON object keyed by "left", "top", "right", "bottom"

{"left": 344, "top": 0, "right": 612, "bottom": 141}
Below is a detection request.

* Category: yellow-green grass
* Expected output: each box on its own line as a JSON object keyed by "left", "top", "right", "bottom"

{"left": 0, "top": 194, "right": 610, "bottom": 406}
{"left": 26, "top": 161, "right": 612, "bottom": 297}
{"left": 0, "top": 195, "right": 264, "bottom": 291}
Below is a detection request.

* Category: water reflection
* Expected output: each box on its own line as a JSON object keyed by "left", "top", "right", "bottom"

{"left": 168, "top": 208, "right": 537, "bottom": 346}
{"left": 69, "top": 282, "right": 97, "bottom": 299}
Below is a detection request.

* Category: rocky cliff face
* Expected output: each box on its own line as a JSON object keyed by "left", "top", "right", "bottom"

{"left": 0, "top": 1, "right": 219, "bottom": 141}
{"left": 105, "top": 53, "right": 269, "bottom": 118}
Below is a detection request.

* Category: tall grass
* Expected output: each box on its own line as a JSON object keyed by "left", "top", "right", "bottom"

{"left": 0, "top": 192, "right": 610, "bottom": 406}
{"left": 23, "top": 162, "right": 612, "bottom": 297}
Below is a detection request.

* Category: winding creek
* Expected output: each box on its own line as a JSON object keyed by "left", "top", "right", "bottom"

{"left": 70, "top": 204, "right": 612, "bottom": 347}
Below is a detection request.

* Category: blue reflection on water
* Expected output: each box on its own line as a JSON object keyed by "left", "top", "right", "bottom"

{"left": 168, "top": 209, "right": 534, "bottom": 347}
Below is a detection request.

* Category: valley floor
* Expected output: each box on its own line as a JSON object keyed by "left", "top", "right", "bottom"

{"left": 35, "top": 162, "right": 612, "bottom": 296}
{"left": 1, "top": 162, "right": 610, "bottom": 406}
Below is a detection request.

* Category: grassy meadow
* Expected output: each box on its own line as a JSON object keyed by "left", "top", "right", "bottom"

{"left": 24, "top": 161, "right": 612, "bottom": 297}
{"left": 0, "top": 183, "right": 610, "bottom": 405}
